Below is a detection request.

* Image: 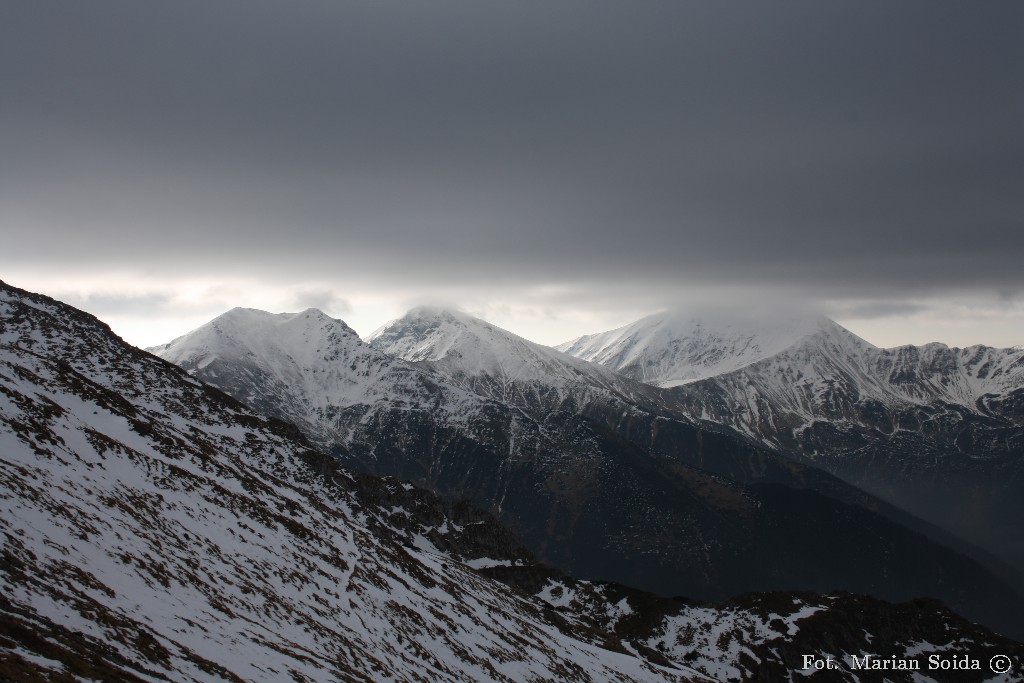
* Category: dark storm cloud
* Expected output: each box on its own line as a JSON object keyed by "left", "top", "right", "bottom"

{"left": 2, "top": 0, "right": 1022, "bottom": 297}
{"left": 842, "top": 302, "right": 931, "bottom": 320}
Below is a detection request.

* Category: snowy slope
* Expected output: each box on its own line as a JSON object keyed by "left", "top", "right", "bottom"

{"left": 872, "top": 341, "right": 1024, "bottom": 407}
{"left": 685, "top": 332, "right": 1024, "bottom": 432}
{"left": 1, "top": 281, "right": 706, "bottom": 682}
{"left": 533, "top": 581, "right": 1023, "bottom": 682}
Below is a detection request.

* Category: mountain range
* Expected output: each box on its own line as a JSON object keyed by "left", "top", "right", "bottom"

{"left": 7, "top": 281, "right": 1024, "bottom": 680}
{"left": 152, "top": 304, "right": 1024, "bottom": 638}
{"left": 557, "top": 311, "right": 1024, "bottom": 577}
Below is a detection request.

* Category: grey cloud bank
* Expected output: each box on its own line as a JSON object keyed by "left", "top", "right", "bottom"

{"left": 2, "top": 1, "right": 1022, "bottom": 345}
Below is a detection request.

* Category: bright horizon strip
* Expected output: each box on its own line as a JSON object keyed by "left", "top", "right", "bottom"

{"left": 3, "top": 272, "right": 1021, "bottom": 351}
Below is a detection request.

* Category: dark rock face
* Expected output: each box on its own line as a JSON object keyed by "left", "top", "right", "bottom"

{"left": 343, "top": 401, "right": 1020, "bottom": 628}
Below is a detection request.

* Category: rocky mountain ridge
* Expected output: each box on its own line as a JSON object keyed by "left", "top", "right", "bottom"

{"left": 154, "top": 304, "right": 1024, "bottom": 638}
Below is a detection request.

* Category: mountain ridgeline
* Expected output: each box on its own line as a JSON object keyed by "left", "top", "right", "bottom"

{"left": 153, "top": 305, "right": 1024, "bottom": 639}
{"left": 557, "top": 311, "right": 1024, "bottom": 579}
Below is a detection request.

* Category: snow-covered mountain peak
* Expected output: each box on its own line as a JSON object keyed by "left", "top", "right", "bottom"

{"left": 367, "top": 305, "right": 487, "bottom": 363}
{"left": 367, "top": 305, "right": 632, "bottom": 394}
{"left": 372, "top": 306, "right": 539, "bottom": 368}
{"left": 149, "top": 306, "right": 362, "bottom": 371}
{"left": 148, "top": 304, "right": 490, "bottom": 446}
{"left": 219, "top": 305, "right": 357, "bottom": 340}
{"left": 556, "top": 309, "right": 864, "bottom": 388}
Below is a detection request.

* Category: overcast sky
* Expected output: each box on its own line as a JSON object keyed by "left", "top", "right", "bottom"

{"left": 2, "top": 1, "right": 1022, "bottom": 348}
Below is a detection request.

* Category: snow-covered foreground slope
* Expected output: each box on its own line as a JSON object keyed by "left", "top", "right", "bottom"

{"left": 0, "top": 282, "right": 703, "bottom": 682}
{"left": 527, "top": 578, "right": 1023, "bottom": 683}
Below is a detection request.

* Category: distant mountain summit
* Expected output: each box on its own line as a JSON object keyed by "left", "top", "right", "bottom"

{"left": 152, "top": 306, "right": 364, "bottom": 375}
{"left": 367, "top": 305, "right": 656, "bottom": 409}
{"left": 368, "top": 305, "right": 598, "bottom": 384}
{"left": 557, "top": 310, "right": 859, "bottom": 387}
